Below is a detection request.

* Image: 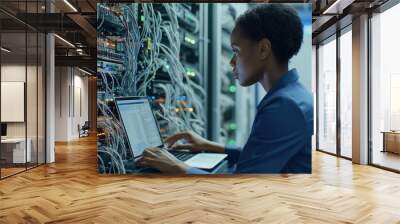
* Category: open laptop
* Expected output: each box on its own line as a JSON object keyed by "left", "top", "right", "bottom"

{"left": 114, "top": 96, "right": 227, "bottom": 171}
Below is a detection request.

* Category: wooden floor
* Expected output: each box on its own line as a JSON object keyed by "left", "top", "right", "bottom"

{"left": 0, "top": 167, "right": 26, "bottom": 178}
{"left": 1, "top": 163, "right": 44, "bottom": 178}
{"left": 373, "top": 151, "right": 400, "bottom": 171}
{"left": 1, "top": 136, "right": 400, "bottom": 223}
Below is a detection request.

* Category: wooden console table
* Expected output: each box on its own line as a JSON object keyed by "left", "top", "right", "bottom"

{"left": 381, "top": 131, "right": 400, "bottom": 154}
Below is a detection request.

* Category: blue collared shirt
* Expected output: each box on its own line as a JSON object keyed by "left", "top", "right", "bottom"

{"left": 187, "top": 69, "right": 314, "bottom": 174}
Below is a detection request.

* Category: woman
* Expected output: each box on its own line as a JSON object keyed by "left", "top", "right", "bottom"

{"left": 137, "top": 4, "right": 313, "bottom": 174}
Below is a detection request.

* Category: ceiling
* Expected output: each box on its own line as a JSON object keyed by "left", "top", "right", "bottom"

{"left": 1, "top": 0, "right": 395, "bottom": 71}
{"left": 312, "top": 0, "right": 390, "bottom": 43}
{"left": 0, "top": 0, "right": 97, "bottom": 73}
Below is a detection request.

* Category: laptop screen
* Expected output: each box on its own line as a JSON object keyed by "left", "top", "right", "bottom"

{"left": 115, "top": 98, "right": 163, "bottom": 158}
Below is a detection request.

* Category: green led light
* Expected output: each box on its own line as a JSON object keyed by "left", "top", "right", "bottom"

{"left": 140, "top": 15, "right": 145, "bottom": 22}
{"left": 228, "top": 122, "right": 237, "bottom": 130}
{"left": 228, "top": 85, "right": 236, "bottom": 93}
{"left": 184, "top": 36, "right": 196, "bottom": 45}
{"left": 186, "top": 68, "right": 196, "bottom": 77}
{"left": 187, "top": 71, "right": 195, "bottom": 77}
{"left": 147, "top": 38, "right": 151, "bottom": 48}
{"left": 227, "top": 139, "right": 236, "bottom": 145}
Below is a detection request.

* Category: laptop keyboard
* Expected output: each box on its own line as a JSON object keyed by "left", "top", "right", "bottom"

{"left": 170, "top": 151, "right": 196, "bottom": 161}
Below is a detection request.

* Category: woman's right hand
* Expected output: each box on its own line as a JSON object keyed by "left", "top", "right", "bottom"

{"left": 165, "top": 131, "right": 225, "bottom": 153}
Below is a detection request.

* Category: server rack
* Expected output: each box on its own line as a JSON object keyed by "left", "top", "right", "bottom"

{"left": 208, "top": 3, "right": 255, "bottom": 146}
{"left": 96, "top": 3, "right": 208, "bottom": 174}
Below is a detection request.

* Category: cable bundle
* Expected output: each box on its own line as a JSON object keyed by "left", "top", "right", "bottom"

{"left": 97, "top": 3, "right": 206, "bottom": 174}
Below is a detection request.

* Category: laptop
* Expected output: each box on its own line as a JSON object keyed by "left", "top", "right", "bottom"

{"left": 114, "top": 96, "right": 227, "bottom": 171}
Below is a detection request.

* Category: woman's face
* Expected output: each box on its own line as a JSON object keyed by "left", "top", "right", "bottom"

{"left": 230, "top": 27, "right": 267, "bottom": 86}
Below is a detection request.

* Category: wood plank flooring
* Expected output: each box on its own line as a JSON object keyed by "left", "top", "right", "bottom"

{"left": 372, "top": 151, "right": 400, "bottom": 171}
{"left": 1, "top": 135, "right": 400, "bottom": 223}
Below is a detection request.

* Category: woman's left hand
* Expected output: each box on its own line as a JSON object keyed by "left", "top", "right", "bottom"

{"left": 137, "top": 147, "right": 190, "bottom": 174}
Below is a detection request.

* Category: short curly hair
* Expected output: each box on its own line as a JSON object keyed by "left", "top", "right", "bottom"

{"left": 234, "top": 4, "right": 303, "bottom": 63}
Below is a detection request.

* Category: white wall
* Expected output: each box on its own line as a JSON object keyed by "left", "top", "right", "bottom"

{"left": 1, "top": 65, "right": 26, "bottom": 139}
{"left": 73, "top": 73, "right": 89, "bottom": 138}
{"left": 1, "top": 63, "right": 46, "bottom": 164}
{"left": 1, "top": 65, "right": 42, "bottom": 138}
{"left": 54, "top": 67, "right": 89, "bottom": 141}
{"left": 55, "top": 66, "right": 69, "bottom": 141}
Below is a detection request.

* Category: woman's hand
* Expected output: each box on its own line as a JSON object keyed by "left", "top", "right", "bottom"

{"left": 136, "top": 147, "right": 190, "bottom": 174}
{"left": 165, "top": 131, "right": 225, "bottom": 153}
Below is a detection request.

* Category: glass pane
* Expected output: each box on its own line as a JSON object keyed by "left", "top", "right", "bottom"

{"left": 1, "top": 31, "right": 27, "bottom": 177}
{"left": 371, "top": 4, "right": 400, "bottom": 171}
{"left": 340, "top": 29, "right": 352, "bottom": 158}
{"left": 38, "top": 32, "right": 45, "bottom": 165}
{"left": 318, "top": 37, "right": 337, "bottom": 154}
{"left": 27, "top": 31, "right": 38, "bottom": 169}
{"left": 0, "top": 0, "right": 46, "bottom": 178}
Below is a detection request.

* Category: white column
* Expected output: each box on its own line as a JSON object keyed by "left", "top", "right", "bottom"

{"left": 46, "top": 32, "right": 55, "bottom": 163}
{"left": 352, "top": 14, "right": 369, "bottom": 164}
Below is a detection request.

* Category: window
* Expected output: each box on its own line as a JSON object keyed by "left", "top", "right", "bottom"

{"left": 339, "top": 28, "right": 352, "bottom": 158}
{"left": 317, "top": 36, "right": 337, "bottom": 154}
{"left": 370, "top": 3, "right": 400, "bottom": 171}
{"left": 0, "top": 1, "right": 47, "bottom": 179}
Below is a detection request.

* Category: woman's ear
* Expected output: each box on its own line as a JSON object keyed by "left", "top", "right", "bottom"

{"left": 258, "top": 38, "right": 271, "bottom": 60}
